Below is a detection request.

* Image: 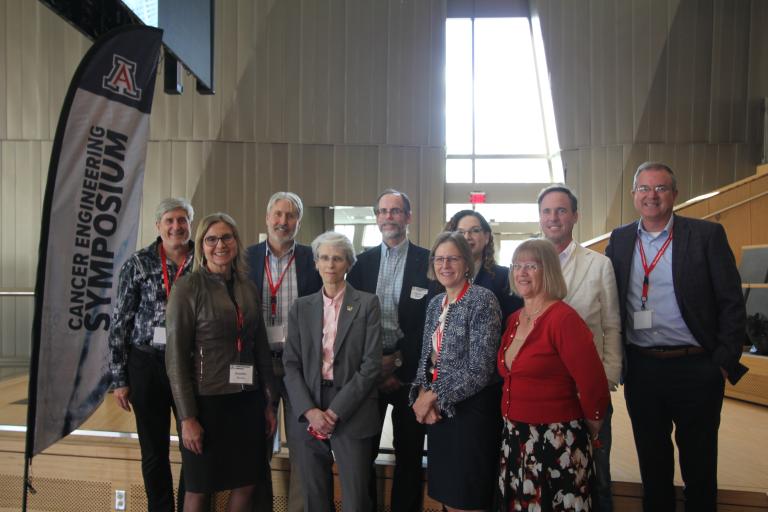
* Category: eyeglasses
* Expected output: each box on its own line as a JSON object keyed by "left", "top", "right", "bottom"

{"left": 511, "top": 262, "right": 539, "bottom": 272}
{"left": 457, "top": 227, "right": 484, "bottom": 236}
{"left": 317, "top": 254, "right": 346, "bottom": 264}
{"left": 432, "top": 255, "right": 463, "bottom": 266}
{"left": 203, "top": 234, "right": 235, "bottom": 247}
{"left": 634, "top": 185, "right": 672, "bottom": 194}
{"left": 374, "top": 207, "right": 405, "bottom": 217}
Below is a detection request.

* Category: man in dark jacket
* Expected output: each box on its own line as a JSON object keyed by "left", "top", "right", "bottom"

{"left": 245, "top": 191, "right": 322, "bottom": 512}
{"left": 347, "top": 189, "right": 431, "bottom": 512}
{"left": 605, "top": 162, "right": 747, "bottom": 512}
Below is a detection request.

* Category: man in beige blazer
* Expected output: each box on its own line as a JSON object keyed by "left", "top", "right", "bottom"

{"left": 283, "top": 232, "right": 382, "bottom": 512}
{"left": 539, "top": 184, "right": 622, "bottom": 512}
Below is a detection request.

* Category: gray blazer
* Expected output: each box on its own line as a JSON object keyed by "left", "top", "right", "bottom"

{"left": 283, "top": 283, "right": 382, "bottom": 438}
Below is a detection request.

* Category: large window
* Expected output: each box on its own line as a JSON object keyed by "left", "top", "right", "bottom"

{"left": 445, "top": 15, "right": 562, "bottom": 265}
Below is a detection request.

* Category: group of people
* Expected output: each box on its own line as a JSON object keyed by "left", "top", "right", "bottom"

{"left": 108, "top": 161, "right": 747, "bottom": 512}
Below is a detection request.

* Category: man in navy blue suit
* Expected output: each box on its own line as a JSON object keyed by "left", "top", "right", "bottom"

{"left": 347, "top": 189, "right": 431, "bottom": 512}
{"left": 605, "top": 162, "right": 747, "bottom": 512}
{"left": 246, "top": 191, "right": 322, "bottom": 512}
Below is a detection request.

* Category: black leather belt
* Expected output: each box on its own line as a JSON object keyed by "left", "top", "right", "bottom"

{"left": 271, "top": 350, "right": 283, "bottom": 359}
{"left": 630, "top": 345, "right": 706, "bottom": 359}
{"left": 321, "top": 379, "right": 334, "bottom": 387}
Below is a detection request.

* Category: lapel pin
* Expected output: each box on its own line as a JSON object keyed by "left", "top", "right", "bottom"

{"left": 346, "top": 305, "right": 353, "bottom": 312}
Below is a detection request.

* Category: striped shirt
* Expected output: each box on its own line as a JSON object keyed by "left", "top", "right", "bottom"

{"left": 375, "top": 239, "right": 408, "bottom": 352}
{"left": 261, "top": 241, "right": 298, "bottom": 333}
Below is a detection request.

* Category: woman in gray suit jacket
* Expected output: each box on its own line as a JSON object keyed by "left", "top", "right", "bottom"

{"left": 283, "top": 231, "right": 382, "bottom": 512}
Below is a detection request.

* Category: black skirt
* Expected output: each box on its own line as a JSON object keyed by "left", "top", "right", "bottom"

{"left": 426, "top": 382, "right": 503, "bottom": 510}
{"left": 180, "top": 390, "right": 267, "bottom": 493}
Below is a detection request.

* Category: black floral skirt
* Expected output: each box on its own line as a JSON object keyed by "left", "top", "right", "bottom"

{"left": 495, "top": 418, "right": 594, "bottom": 512}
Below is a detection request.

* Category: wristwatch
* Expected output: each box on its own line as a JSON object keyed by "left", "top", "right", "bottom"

{"left": 393, "top": 356, "right": 403, "bottom": 368}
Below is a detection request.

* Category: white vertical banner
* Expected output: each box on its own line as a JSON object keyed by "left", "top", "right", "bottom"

{"left": 27, "top": 25, "right": 163, "bottom": 457}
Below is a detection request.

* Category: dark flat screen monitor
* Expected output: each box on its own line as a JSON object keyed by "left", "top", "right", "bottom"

{"left": 40, "top": 0, "right": 214, "bottom": 92}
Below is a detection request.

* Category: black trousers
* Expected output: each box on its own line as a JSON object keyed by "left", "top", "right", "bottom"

{"left": 624, "top": 348, "right": 724, "bottom": 512}
{"left": 367, "top": 385, "right": 426, "bottom": 512}
{"left": 128, "top": 347, "right": 184, "bottom": 512}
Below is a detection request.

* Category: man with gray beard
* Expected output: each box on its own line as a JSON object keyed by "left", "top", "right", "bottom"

{"left": 347, "top": 189, "right": 431, "bottom": 512}
{"left": 246, "top": 191, "right": 322, "bottom": 511}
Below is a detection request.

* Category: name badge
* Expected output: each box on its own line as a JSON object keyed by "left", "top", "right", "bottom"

{"left": 229, "top": 364, "right": 254, "bottom": 385}
{"left": 152, "top": 326, "right": 167, "bottom": 346}
{"left": 266, "top": 325, "right": 286, "bottom": 352}
{"left": 410, "top": 286, "right": 428, "bottom": 300}
{"left": 633, "top": 309, "right": 653, "bottom": 330}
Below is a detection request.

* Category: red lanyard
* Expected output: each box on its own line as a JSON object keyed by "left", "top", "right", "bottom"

{"left": 160, "top": 245, "right": 187, "bottom": 300}
{"left": 264, "top": 253, "right": 296, "bottom": 322}
{"left": 234, "top": 302, "right": 244, "bottom": 353}
{"left": 637, "top": 229, "right": 673, "bottom": 309}
{"left": 432, "top": 280, "right": 470, "bottom": 381}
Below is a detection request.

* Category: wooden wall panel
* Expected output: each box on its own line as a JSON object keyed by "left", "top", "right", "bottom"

{"left": 621, "top": 144, "right": 645, "bottom": 222}
{"left": 535, "top": 0, "right": 767, "bottom": 240}
{"left": 30, "top": 3, "right": 51, "bottom": 140}
{"left": 0, "top": 1, "right": 6, "bottom": 142}
{"left": 345, "top": 0, "right": 388, "bottom": 145}
{"left": 326, "top": 0, "right": 349, "bottom": 145}
{"left": 630, "top": 0, "right": 653, "bottom": 144}
{"left": 692, "top": 143, "right": 720, "bottom": 196}
{"left": 233, "top": 0, "right": 255, "bottom": 143}
{"left": 666, "top": 0, "right": 696, "bottom": 144}
{"left": 298, "top": 0, "right": 321, "bottom": 144}
{"left": 746, "top": 1, "right": 768, "bottom": 150}
{"left": 427, "top": 2, "right": 447, "bottom": 147}
{"left": 614, "top": 2, "right": 634, "bottom": 144}
{"left": 266, "top": 0, "right": 288, "bottom": 142}
{"left": 590, "top": 148, "right": 608, "bottom": 237}
{"left": 5, "top": 0, "right": 22, "bottom": 141}
{"left": 605, "top": 145, "right": 624, "bottom": 234}
{"left": 0, "top": 142, "right": 12, "bottom": 357}
{"left": 387, "top": 0, "right": 445, "bottom": 147}
{"left": 334, "top": 145, "right": 381, "bottom": 207}
{"left": 645, "top": 0, "right": 670, "bottom": 144}
{"left": 218, "top": 0, "right": 240, "bottom": 142}
{"left": 287, "top": 144, "right": 336, "bottom": 209}
{"left": 710, "top": 0, "right": 751, "bottom": 144}
{"left": 556, "top": 1, "right": 575, "bottom": 148}
{"left": 418, "top": 147, "right": 447, "bottom": 247}
{"left": 298, "top": 0, "right": 347, "bottom": 144}
{"left": 283, "top": 0, "right": 302, "bottom": 144}
{"left": 691, "top": 1, "right": 714, "bottom": 143}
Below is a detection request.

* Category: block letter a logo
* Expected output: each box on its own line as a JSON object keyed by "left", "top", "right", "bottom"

{"left": 103, "top": 55, "right": 142, "bottom": 101}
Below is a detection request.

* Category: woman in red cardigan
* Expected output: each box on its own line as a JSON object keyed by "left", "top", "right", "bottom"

{"left": 495, "top": 239, "right": 609, "bottom": 512}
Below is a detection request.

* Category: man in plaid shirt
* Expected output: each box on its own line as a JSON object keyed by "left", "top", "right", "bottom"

{"left": 109, "top": 197, "right": 195, "bottom": 512}
{"left": 346, "top": 189, "right": 431, "bottom": 512}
